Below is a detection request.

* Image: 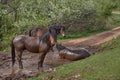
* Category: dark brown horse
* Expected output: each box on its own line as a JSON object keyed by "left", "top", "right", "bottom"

{"left": 56, "top": 44, "right": 91, "bottom": 61}
{"left": 29, "top": 25, "right": 66, "bottom": 37}
{"left": 11, "top": 29, "right": 57, "bottom": 70}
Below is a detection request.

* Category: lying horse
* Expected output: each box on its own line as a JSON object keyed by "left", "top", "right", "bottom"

{"left": 56, "top": 44, "right": 91, "bottom": 61}
{"left": 11, "top": 29, "right": 57, "bottom": 70}
{"left": 29, "top": 25, "right": 66, "bottom": 37}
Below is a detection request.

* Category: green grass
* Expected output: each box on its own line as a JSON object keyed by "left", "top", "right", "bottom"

{"left": 112, "top": 14, "right": 120, "bottom": 26}
{"left": 108, "top": 13, "right": 120, "bottom": 26}
{"left": 29, "top": 36, "right": 120, "bottom": 80}
{"left": 58, "top": 27, "right": 112, "bottom": 42}
{"left": 58, "top": 13, "right": 120, "bottom": 42}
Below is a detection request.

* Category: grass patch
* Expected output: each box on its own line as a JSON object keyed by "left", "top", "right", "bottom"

{"left": 108, "top": 14, "right": 120, "bottom": 26}
{"left": 58, "top": 26, "right": 114, "bottom": 42}
{"left": 58, "top": 13, "right": 120, "bottom": 42}
{"left": 29, "top": 36, "right": 120, "bottom": 80}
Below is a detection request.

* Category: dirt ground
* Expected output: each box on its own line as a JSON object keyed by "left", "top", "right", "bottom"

{"left": 0, "top": 27, "right": 120, "bottom": 80}
{"left": 112, "top": 11, "right": 120, "bottom": 14}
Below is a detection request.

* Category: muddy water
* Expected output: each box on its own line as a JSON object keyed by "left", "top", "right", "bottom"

{"left": 0, "top": 50, "right": 71, "bottom": 78}
{"left": 0, "top": 46, "right": 96, "bottom": 80}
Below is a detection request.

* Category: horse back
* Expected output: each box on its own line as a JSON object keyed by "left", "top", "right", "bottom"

{"left": 30, "top": 27, "right": 48, "bottom": 37}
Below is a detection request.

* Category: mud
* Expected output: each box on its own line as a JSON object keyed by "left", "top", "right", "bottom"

{"left": 0, "top": 27, "right": 120, "bottom": 80}
{"left": 0, "top": 47, "right": 96, "bottom": 80}
{"left": 0, "top": 50, "right": 72, "bottom": 80}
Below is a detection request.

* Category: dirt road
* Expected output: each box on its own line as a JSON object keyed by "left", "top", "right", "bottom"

{"left": 112, "top": 11, "right": 120, "bottom": 14}
{"left": 0, "top": 27, "right": 120, "bottom": 80}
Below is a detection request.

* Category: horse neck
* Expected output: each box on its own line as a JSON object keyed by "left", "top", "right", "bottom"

{"left": 39, "top": 33, "right": 51, "bottom": 44}
{"left": 61, "top": 46, "right": 73, "bottom": 52}
{"left": 39, "top": 32, "right": 57, "bottom": 46}
{"left": 57, "top": 44, "right": 69, "bottom": 51}
{"left": 50, "top": 30, "right": 57, "bottom": 41}
{"left": 55, "top": 26, "right": 62, "bottom": 34}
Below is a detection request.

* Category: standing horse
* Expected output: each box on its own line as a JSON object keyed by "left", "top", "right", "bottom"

{"left": 29, "top": 25, "right": 66, "bottom": 37}
{"left": 11, "top": 29, "right": 57, "bottom": 70}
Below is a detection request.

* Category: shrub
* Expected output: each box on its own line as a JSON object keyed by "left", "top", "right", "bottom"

{"left": 0, "top": 0, "right": 119, "bottom": 51}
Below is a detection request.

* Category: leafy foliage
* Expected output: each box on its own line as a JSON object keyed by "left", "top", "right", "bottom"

{"left": 0, "top": 0, "right": 119, "bottom": 51}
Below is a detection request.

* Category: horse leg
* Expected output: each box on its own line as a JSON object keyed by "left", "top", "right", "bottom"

{"left": 38, "top": 52, "right": 47, "bottom": 70}
{"left": 16, "top": 50, "right": 23, "bottom": 69}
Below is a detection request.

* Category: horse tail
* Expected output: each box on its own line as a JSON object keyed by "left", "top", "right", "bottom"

{"left": 11, "top": 37, "right": 16, "bottom": 67}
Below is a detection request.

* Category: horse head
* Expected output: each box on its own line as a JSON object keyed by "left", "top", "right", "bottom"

{"left": 59, "top": 26, "right": 66, "bottom": 37}
{"left": 49, "top": 25, "right": 66, "bottom": 37}
{"left": 55, "top": 43, "right": 66, "bottom": 52}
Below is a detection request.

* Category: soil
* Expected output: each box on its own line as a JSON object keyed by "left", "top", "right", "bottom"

{"left": 0, "top": 27, "right": 120, "bottom": 80}
{"left": 112, "top": 11, "right": 120, "bottom": 14}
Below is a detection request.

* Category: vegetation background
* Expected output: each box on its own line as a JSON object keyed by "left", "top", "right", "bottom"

{"left": 0, "top": 0, "right": 120, "bottom": 51}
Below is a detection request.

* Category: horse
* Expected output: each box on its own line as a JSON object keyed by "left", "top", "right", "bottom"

{"left": 56, "top": 44, "right": 91, "bottom": 61}
{"left": 11, "top": 29, "right": 57, "bottom": 71}
{"left": 29, "top": 25, "right": 66, "bottom": 37}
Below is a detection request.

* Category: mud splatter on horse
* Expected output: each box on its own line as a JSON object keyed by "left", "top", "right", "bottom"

{"left": 56, "top": 44, "right": 91, "bottom": 61}
{"left": 11, "top": 29, "right": 57, "bottom": 71}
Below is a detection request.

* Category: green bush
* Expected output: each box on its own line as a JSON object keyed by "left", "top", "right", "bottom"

{"left": 0, "top": 0, "right": 119, "bottom": 51}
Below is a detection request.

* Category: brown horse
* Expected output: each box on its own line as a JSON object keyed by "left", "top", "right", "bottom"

{"left": 29, "top": 25, "right": 66, "bottom": 37}
{"left": 11, "top": 29, "right": 57, "bottom": 70}
{"left": 56, "top": 44, "right": 91, "bottom": 61}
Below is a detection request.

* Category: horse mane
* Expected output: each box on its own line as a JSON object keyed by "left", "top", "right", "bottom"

{"left": 39, "top": 32, "right": 50, "bottom": 43}
{"left": 49, "top": 25, "right": 65, "bottom": 34}
{"left": 49, "top": 29, "right": 57, "bottom": 38}
{"left": 56, "top": 44, "right": 70, "bottom": 51}
{"left": 29, "top": 29, "right": 32, "bottom": 36}
{"left": 39, "top": 29, "right": 57, "bottom": 43}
